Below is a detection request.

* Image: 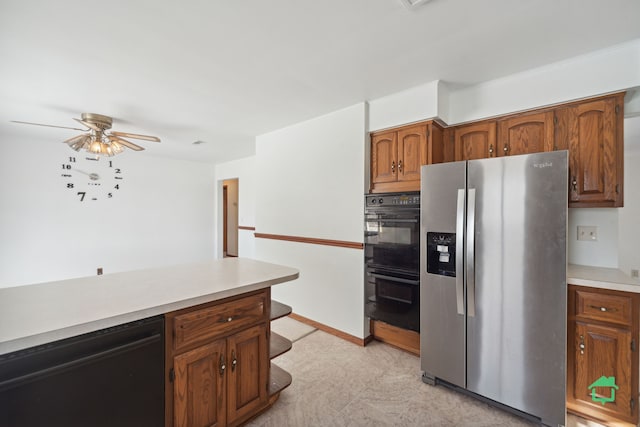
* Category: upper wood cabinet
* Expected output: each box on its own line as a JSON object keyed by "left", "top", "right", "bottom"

{"left": 453, "top": 121, "right": 496, "bottom": 161}
{"left": 370, "top": 92, "right": 625, "bottom": 207}
{"left": 562, "top": 94, "right": 624, "bottom": 207}
{"left": 497, "top": 111, "right": 554, "bottom": 156}
{"left": 370, "top": 121, "right": 443, "bottom": 193}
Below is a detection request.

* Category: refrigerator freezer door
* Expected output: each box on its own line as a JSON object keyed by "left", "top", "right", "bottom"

{"left": 420, "top": 161, "right": 467, "bottom": 388}
{"left": 465, "top": 151, "right": 567, "bottom": 427}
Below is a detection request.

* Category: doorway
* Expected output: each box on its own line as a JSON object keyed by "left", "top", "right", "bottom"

{"left": 222, "top": 178, "right": 239, "bottom": 257}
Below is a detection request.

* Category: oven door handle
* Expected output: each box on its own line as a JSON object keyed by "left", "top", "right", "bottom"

{"left": 368, "top": 273, "right": 420, "bottom": 286}
{"left": 365, "top": 218, "right": 418, "bottom": 224}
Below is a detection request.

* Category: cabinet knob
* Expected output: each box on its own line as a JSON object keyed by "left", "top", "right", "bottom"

{"left": 391, "top": 161, "right": 395, "bottom": 173}
{"left": 571, "top": 177, "right": 577, "bottom": 191}
{"left": 489, "top": 144, "right": 494, "bottom": 156}
{"left": 220, "top": 354, "right": 226, "bottom": 376}
{"left": 588, "top": 304, "right": 616, "bottom": 313}
{"left": 503, "top": 144, "right": 508, "bottom": 153}
{"left": 231, "top": 350, "right": 237, "bottom": 372}
{"left": 579, "top": 335, "right": 585, "bottom": 355}
{"left": 398, "top": 160, "right": 403, "bottom": 173}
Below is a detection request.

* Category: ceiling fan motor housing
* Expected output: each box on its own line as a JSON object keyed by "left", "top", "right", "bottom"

{"left": 81, "top": 113, "right": 112, "bottom": 130}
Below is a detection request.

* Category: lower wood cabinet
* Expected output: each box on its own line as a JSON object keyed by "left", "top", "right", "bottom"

{"left": 165, "top": 290, "right": 293, "bottom": 427}
{"left": 567, "top": 285, "right": 639, "bottom": 425}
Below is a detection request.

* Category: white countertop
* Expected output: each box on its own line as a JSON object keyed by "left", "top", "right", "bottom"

{"left": 568, "top": 263, "right": 640, "bottom": 293}
{"left": 0, "top": 258, "right": 299, "bottom": 355}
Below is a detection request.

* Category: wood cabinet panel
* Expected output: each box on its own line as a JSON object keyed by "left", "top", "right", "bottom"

{"left": 227, "top": 324, "right": 268, "bottom": 425}
{"left": 371, "top": 132, "right": 397, "bottom": 184}
{"left": 454, "top": 121, "right": 496, "bottom": 161}
{"left": 573, "top": 322, "right": 633, "bottom": 420}
{"left": 397, "top": 125, "right": 426, "bottom": 182}
{"left": 576, "top": 290, "right": 632, "bottom": 326}
{"left": 497, "top": 111, "right": 553, "bottom": 156}
{"left": 174, "top": 340, "right": 226, "bottom": 427}
{"left": 174, "top": 293, "right": 267, "bottom": 352}
{"left": 567, "top": 96, "right": 623, "bottom": 207}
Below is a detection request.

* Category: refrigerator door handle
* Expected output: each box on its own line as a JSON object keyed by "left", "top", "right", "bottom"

{"left": 455, "top": 189, "right": 465, "bottom": 315}
{"left": 467, "top": 188, "right": 476, "bottom": 317}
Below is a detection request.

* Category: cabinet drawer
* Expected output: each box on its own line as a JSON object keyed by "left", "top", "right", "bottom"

{"left": 174, "top": 292, "right": 267, "bottom": 351}
{"left": 575, "top": 290, "right": 632, "bottom": 326}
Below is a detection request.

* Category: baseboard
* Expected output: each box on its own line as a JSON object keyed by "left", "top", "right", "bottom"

{"left": 370, "top": 320, "right": 420, "bottom": 356}
{"left": 288, "top": 313, "right": 368, "bottom": 346}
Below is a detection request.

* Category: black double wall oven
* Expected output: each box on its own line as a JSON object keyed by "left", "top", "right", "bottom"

{"left": 365, "top": 192, "right": 420, "bottom": 332}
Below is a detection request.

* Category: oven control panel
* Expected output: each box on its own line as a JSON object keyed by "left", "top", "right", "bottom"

{"left": 366, "top": 193, "right": 420, "bottom": 208}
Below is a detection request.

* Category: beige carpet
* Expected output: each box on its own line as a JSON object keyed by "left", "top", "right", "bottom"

{"left": 252, "top": 318, "right": 604, "bottom": 427}
{"left": 272, "top": 316, "right": 317, "bottom": 342}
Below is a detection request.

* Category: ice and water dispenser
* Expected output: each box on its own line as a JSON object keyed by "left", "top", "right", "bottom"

{"left": 426, "top": 232, "right": 456, "bottom": 277}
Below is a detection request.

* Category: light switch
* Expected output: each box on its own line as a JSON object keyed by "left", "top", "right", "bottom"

{"left": 577, "top": 226, "right": 598, "bottom": 241}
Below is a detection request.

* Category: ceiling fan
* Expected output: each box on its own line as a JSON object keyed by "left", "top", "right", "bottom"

{"left": 11, "top": 113, "right": 161, "bottom": 157}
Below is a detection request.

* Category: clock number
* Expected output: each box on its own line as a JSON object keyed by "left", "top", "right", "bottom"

{"left": 69, "top": 157, "right": 76, "bottom": 163}
{"left": 108, "top": 161, "right": 113, "bottom": 168}
{"left": 115, "top": 168, "right": 121, "bottom": 174}
{"left": 108, "top": 193, "right": 113, "bottom": 198}
{"left": 67, "top": 183, "right": 74, "bottom": 189}
{"left": 62, "top": 164, "right": 71, "bottom": 170}
{"left": 114, "top": 184, "right": 120, "bottom": 190}
{"left": 77, "top": 192, "right": 86, "bottom": 201}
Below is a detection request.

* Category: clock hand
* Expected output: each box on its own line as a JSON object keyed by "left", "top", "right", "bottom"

{"left": 72, "top": 168, "right": 100, "bottom": 181}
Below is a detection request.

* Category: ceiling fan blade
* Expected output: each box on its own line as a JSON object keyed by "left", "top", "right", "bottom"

{"left": 73, "top": 118, "right": 102, "bottom": 132}
{"left": 108, "top": 135, "right": 145, "bottom": 151}
{"left": 10, "top": 120, "right": 86, "bottom": 131}
{"left": 110, "top": 131, "right": 160, "bottom": 142}
{"left": 63, "top": 134, "right": 87, "bottom": 144}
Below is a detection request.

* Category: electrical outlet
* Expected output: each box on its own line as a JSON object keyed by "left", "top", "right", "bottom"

{"left": 632, "top": 269, "right": 639, "bottom": 279}
{"left": 577, "top": 226, "right": 598, "bottom": 241}
{"left": 97, "top": 267, "right": 103, "bottom": 275}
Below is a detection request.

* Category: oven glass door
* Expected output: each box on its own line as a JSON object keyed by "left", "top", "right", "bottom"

{"left": 365, "top": 267, "right": 420, "bottom": 332}
{"left": 365, "top": 209, "right": 419, "bottom": 273}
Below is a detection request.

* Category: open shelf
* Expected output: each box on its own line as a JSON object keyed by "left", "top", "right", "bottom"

{"left": 268, "top": 362, "right": 292, "bottom": 396}
{"left": 271, "top": 300, "right": 292, "bottom": 321}
{"left": 270, "top": 331, "right": 292, "bottom": 359}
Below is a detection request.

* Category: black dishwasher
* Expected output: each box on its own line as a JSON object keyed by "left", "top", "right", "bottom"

{"left": 0, "top": 315, "right": 164, "bottom": 427}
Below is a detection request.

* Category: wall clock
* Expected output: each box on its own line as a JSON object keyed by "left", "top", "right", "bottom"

{"left": 61, "top": 155, "right": 123, "bottom": 201}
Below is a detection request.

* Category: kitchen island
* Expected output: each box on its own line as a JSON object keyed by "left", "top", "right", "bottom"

{"left": 0, "top": 258, "right": 299, "bottom": 427}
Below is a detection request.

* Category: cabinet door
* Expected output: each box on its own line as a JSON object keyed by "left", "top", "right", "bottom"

{"left": 497, "top": 111, "right": 553, "bottom": 156}
{"left": 454, "top": 121, "right": 496, "bottom": 161}
{"left": 573, "top": 322, "right": 633, "bottom": 421}
{"left": 227, "top": 324, "right": 268, "bottom": 425}
{"left": 174, "top": 340, "right": 227, "bottom": 427}
{"left": 371, "top": 131, "right": 398, "bottom": 184}
{"left": 567, "top": 97, "right": 622, "bottom": 206}
{"left": 397, "top": 124, "right": 427, "bottom": 182}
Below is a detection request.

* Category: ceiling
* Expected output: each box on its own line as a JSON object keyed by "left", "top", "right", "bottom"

{"left": 2, "top": 0, "right": 640, "bottom": 163}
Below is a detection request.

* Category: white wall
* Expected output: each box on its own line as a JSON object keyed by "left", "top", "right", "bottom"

{"left": 214, "top": 156, "right": 257, "bottom": 259}
{"left": 368, "top": 80, "right": 439, "bottom": 131}
{"left": 255, "top": 103, "right": 367, "bottom": 338}
{"left": 447, "top": 39, "right": 640, "bottom": 124}
{"left": 0, "top": 134, "right": 216, "bottom": 288}
{"left": 618, "top": 150, "right": 640, "bottom": 276}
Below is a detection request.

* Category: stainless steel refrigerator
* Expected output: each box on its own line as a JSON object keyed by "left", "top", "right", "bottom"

{"left": 420, "top": 150, "right": 567, "bottom": 427}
